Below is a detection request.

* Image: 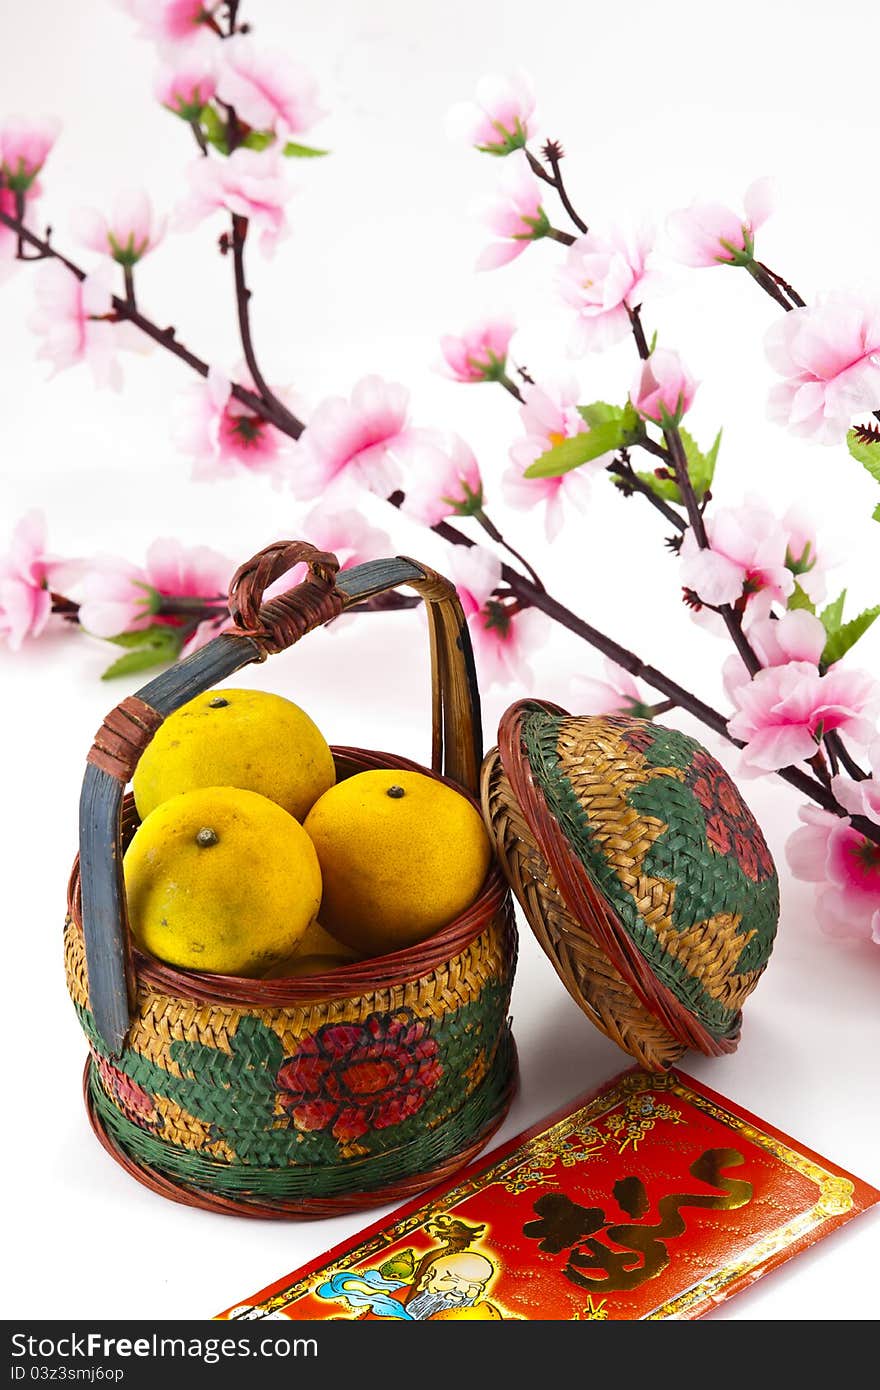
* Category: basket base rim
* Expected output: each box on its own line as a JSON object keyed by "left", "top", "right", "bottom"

{"left": 82, "top": 1043, "right": 519, "bottom": 1221}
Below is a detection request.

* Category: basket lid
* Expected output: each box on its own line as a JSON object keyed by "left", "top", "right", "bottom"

{"left": 484, "top": 699, "right": 780, "bottom": 1064}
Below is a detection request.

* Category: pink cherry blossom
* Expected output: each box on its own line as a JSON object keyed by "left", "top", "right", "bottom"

{"left": 728, "top": 660, "right": 880, "bottom": 774}
{"left": 172, "top": 367, "right": 291, "bottom": 481}
{"left": 558, "top": 223, "right": 656, "bottom": 353}
{"left": 439, "top": 318, "right": 514, "bottom": 383}
{"left": 155, "top": 53, "right": 217, "bottom": 117}
{"left": 216, "top": 36, "right": 323, "bottom": 138}
{"left": 118, "top": 0, "right": 218, "bottom": 46}
{"left": 678, "top": 496, "right": 794, "bottom": 620}
{"left": 766, "top": 292, "right": 880, "bottom": 444}
{"left": 73, "top": 190, "right": 165, "bottom": 265}
{"left": 832, "top": 743, "right": 880, "bottom": 827}
{"left": 29, "top": 262, "right": 122, "bottom": 389}
{"left": 300, "top": 506, "right": 391, "bottom": 571}
{"left": 74, "top": 559, "right": 159, "bottom": 638}
{"left": 665, "top": 178, "right": 774, "bottom": 267}
{"left": 74, "top": 539, "right": 231, "bottom": 640}
{"left": 0, "top": 511, "right": 70, "bottom": 650}
{"left": 476, "top": 150, "right": 548, "bottom": 271}
{"left": 450, "top": 547, "right": 546, "bottom": 687}
{"left": 447, "top": 72, "right": 535, "bottom": 155}
{"left": 503, "top": 378, "right": 602, "bottom": 540}
{"left": 786, "top": 804, "right": 880, "bottom": 945}
{"left": 722, "top": 608, "right": 827, "bottom": 704}
{"left": 177, "top": 148, "right": 294, "bottom": 255}
{"left": 292, "top": 376, "right": 423, "bottom": 502}
{"left": 0, "top": 116, "right": 61, "bottom": 191}
{"left": 630, "top": 349, "right": 696, "bottom": 424}
{"left": 400, "top": 432, "right": 483, "bottom": 526}
{"left": 267, "top": 506, "right": 393, "bottom": 602}
{"left": 570, "top": 659, "right": 652, "bottom": 717}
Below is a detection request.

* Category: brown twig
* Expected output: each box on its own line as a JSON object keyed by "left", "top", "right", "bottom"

{"left": 0, "top": 206, "right": 305, "bottom": 438}
{"left": 626, "top": 304, "right": 765, "bottom": 680}
{"left": 473, "top": 508, "right": 545, "bottom": 590}
{"left": 545, "top": 226, "right": 576, "bottom": 247}
{"left": 606, "top": 454, "right": 686, "bottom": 532}
{"left": 230, "top": 215, "right": 304, "bottom": 437}
{"left": 542, "top": 140, "right": 589, "bottom": 235}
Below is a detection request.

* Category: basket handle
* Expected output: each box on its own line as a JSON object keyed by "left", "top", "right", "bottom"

{"left": 78, "top": 541, "right": 483, "bottom": 1055}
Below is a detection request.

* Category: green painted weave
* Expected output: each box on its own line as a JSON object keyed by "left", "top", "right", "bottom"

{"left": 521, "top": 708, "right": 779, "bottom": 1042}
{"left": 88, "top": 1026, "right": 515, "bottom": 1199}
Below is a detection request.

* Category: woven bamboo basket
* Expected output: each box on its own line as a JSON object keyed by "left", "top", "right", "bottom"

{"left": 482, "top": 699, "right": 779, "bottom": 1071}
{"left": 66, "top": 541, "right": 517, "bottom": 1218}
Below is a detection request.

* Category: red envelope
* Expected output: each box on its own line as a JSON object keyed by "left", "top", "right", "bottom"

{"left": 216, "top": 1067, "right": 879, "bottom": 1321}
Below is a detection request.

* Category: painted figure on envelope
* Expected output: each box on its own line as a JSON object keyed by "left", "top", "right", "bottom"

{"left": 315, "top": 1215, "right": 507, "bottom": 1320}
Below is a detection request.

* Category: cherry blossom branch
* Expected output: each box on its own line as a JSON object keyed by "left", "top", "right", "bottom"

{"left": 629, "top": 305, "right": 764, "bottom": 679}
{"left": 525, "top": 143, "right": 588, "bottom": 236}
{"left": 229, "top": 214, "right": 304, "bottom": 437}
{"left": 472, "top": 508, "right": 545, "bottom": 590}
{"left": 545, "top": 226, "right": 576, "bottom": 247}
{"left": 0, "top": 205, "right": 304, "bottom": 436}
{"left": 542, "top": 141, "right": 588, "bottom": 235}
{"left": 606, "top": 453, "right": 686, "bottom": 532}
{"left": 420, "top": 503, "right": 880, "bottom": 842}
{"left": 488, "top": 364, "right": 685, "bottom": 531}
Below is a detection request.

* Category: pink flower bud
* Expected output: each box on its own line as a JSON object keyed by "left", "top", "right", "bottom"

{"left": 73, "top": 190, "right": 165, "bottom": 266}
{"left": 400, "top": 431, "right": 483, "bottom": 525}
{"left": 666, "top": 178, "right": 774, "bottom": 267}
{"left": 476, "top": 150, "right": 548, "bottom": 271}
{"left": 438, "top": 319, "right": 514, "bottom": 382}
{"left": 0, "top": 116, "right": 61, "bottom": 192}
{"left": 447, "top": 72, "right": 535, "bottom": 155}
{"left": 630, "top": 348, "right": 696, "bottom": 424}
{"left": 154, "top": 54, "right": 217, "bottom": 118}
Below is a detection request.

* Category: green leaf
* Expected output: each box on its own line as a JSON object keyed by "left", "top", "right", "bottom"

{"left": 679, "top": 426, "right": 721, "bottom": 501}
{"left": 242, "top": 130, "right": 275, "bottom": 152}
{"left": 282, "top": 140, "right": 330, "bottom": 158}
{"left": 635, "top": 469, "right": 681, "bottom": 502}
{"left": 577, "top": 400, "right": 642, "bottom": 435}
{"left": 101, "top": 626, "right": 184, "bottom": 680}
{"left": 634, "top": 427, "right": 720, "bottom": 505}
{"left": 199, "top": 104, "right": 229, "bottom": 154}
{"left": 788, "top": 583, "right": 816, "bottom": 614}
{"left": 873, "top": 502, "right": 880, "bottom": 523}
{"left": 822, "top": 606, "right": 880, "bottom": 666}
{"left": 846, "top": 427, "right": 880, "bottom": 482}
{"left": 524, "top": 421, "right": 627, "bottom": 478}
{"left": 820, "top": 590, "right": 847, "bottom": 635}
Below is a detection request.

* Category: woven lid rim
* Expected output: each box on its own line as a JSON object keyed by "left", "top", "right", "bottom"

{"left": 493, "top": 699, "right": 735, "bottom": 1057}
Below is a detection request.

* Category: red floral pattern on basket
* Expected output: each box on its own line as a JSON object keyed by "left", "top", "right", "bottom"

{"left": 275, "top": 1009, "right": 443, "bottom": 1145}
{"left": 94, "top": 1053, "right": 159, "bottom": 1126}
{"left": 687, "top": 748, "right": 774, "bottom": 883}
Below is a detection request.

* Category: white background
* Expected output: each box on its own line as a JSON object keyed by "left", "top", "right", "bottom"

{"left": 2, "top": 0, "right": 879, "bottom": 1321}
